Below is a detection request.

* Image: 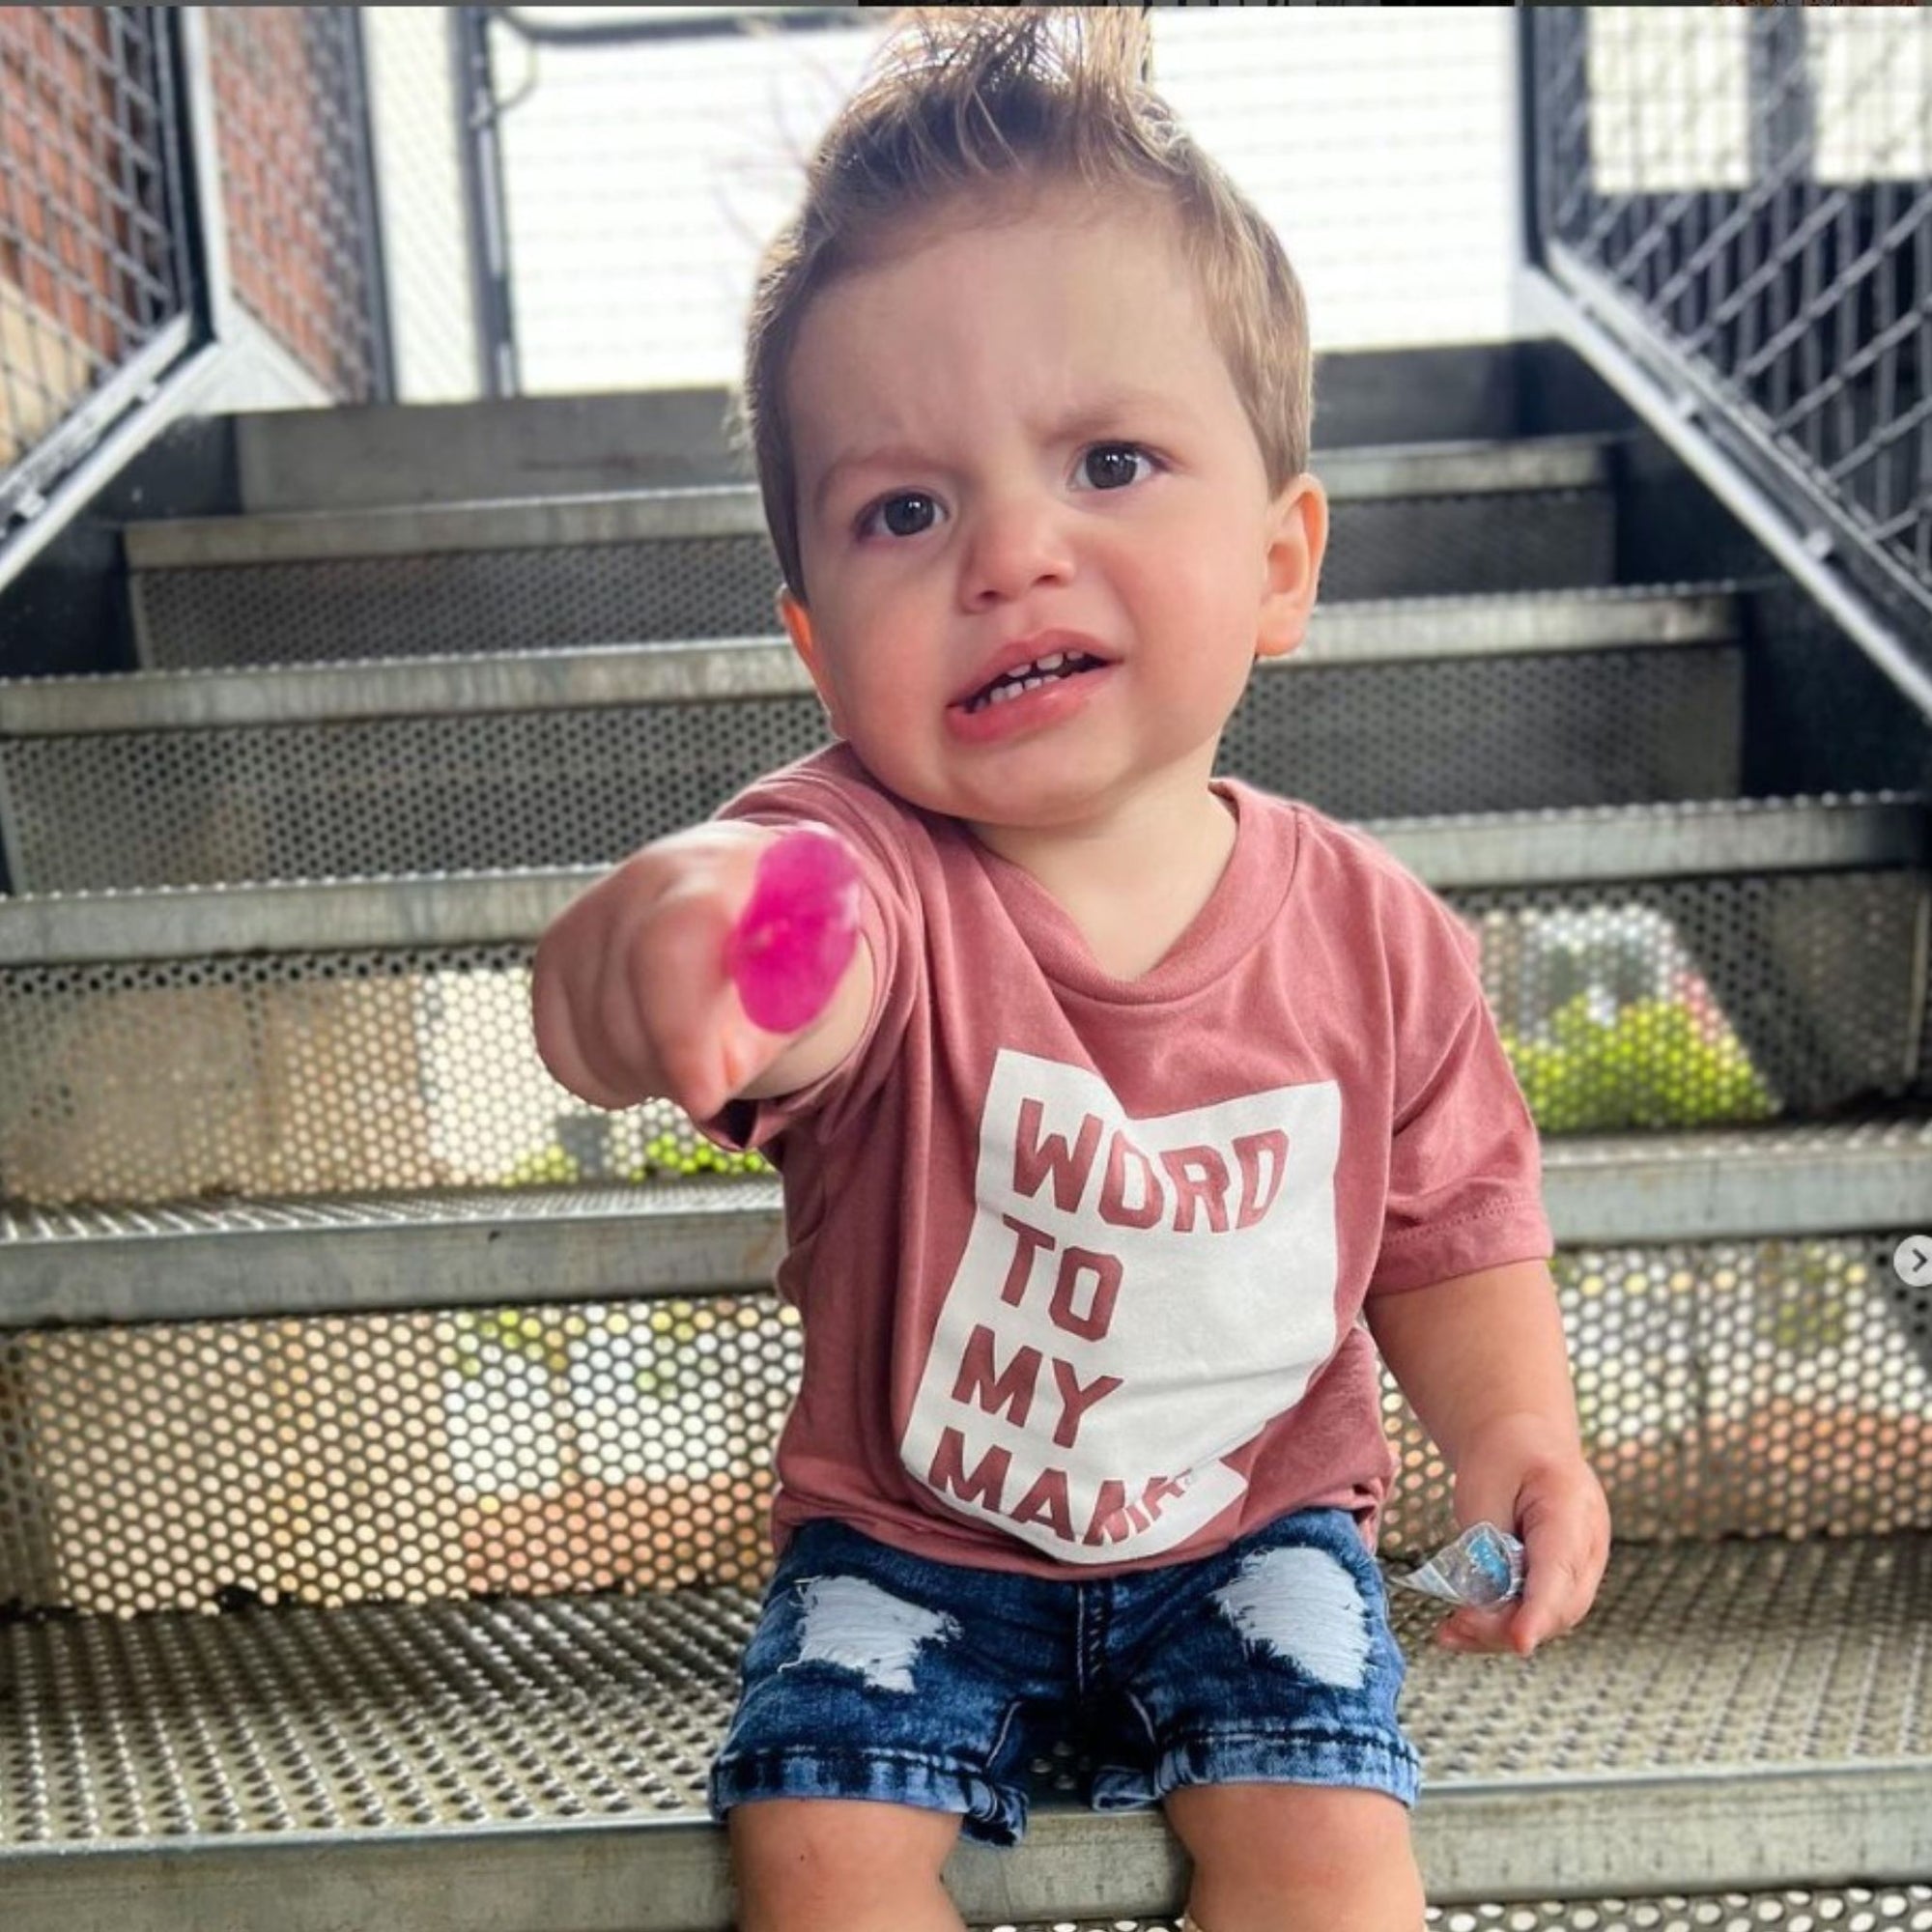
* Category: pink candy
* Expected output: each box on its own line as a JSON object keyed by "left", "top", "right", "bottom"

{"left": 725, "top": 828, "right": 862, "bottom": 1033}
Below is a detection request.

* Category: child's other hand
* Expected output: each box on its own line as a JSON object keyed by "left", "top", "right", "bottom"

{"left": 1436, "top": 1417, "right": 1611, "bottom": 1657}
{"left": 532, "top": 822, "right": 795, "bottom": 1122}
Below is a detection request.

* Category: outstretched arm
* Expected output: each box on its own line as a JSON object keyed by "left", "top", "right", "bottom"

{"left": 533, "top": 821, "right": 871, "bottom": 1122}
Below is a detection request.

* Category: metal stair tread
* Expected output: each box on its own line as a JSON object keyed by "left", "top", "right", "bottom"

{"left": 0, "top": 582, "right": 1746, "bottom": 734}
{"left": 989, "top": 1896, "right": 1932, "bottom": 1932}
{"left": 0, "top": 790, "right": 1918, "bottom": 965}
{"left": 2, "top": 1535, "right": 1926, "bottom": 1925}
{"left": 119, "top": 434, "right": 1621, "bottom": 571}
{"left": 0, "top": 1115, "right": 1924, "bottom": 1327}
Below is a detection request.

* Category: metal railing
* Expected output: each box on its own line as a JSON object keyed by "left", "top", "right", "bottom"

{"left": 0, "top": 8, "right": 192, "bottom": 527}
{"left": 0, "top": 4, "right": 389, "bottom": 597}
{"left": 1523, "top": 6, "right": 1931, "bottom": 686}
{"left": 468, "top": 5, "right": 1530, "bottom": 395}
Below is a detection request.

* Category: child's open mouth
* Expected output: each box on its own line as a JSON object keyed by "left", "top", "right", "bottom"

{"left": 961, "top": 649, "right": 1108, "bottom": 716}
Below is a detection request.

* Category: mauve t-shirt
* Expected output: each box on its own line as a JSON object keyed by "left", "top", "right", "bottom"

{"left": 699, "top": 744, "right": 1552, "bottom": 1580}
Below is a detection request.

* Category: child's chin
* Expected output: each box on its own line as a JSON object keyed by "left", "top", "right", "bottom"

{"left": 846, "top": 743, "right": 958, "bottom": 817}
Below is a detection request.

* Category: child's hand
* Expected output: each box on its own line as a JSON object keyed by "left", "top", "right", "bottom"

{"left": 1435, "top": 1416, "right": 1611, "bottom": 1657}
{"left": 532, "top": 822, "right": 852, "bottom": 1122}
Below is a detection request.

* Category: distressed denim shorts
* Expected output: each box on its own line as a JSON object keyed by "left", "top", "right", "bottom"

{"left": 707, "top": 1505, "right": 1421, "bottom": 1848}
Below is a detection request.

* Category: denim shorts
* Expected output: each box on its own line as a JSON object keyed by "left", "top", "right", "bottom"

{"left": 707, "top": 1505, "right": 1421, "bottom": 1848}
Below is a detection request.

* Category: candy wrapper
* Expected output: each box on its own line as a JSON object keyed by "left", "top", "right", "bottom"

{"left": 1390, "top": 1521, "right": 1525, "bottom": 1608}
{"left": 725, "top": 828, "right": 862, "bottom": 1034}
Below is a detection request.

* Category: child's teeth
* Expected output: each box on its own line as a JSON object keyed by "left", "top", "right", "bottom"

{"left": 974, "top": 655, "right": 1096, "bottom": 710}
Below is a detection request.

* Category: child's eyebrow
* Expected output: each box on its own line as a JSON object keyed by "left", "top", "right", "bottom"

{"left": 811, "top": 442, "right": 931, "bottom": 521}
{"left": 810, "top": 384, "right": 1176, "bottom": 519}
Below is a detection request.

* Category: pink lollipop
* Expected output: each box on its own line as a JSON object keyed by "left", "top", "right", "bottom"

{"left": 725, "top": 828, "right": 862, "bottom": 1033}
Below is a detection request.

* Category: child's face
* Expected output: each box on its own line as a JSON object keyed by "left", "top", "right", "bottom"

{"left": 778, "top": 187, "right": 1325, "bottom": 839}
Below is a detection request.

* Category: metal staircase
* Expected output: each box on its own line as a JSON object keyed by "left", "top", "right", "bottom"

{"left": 1, "top": 341, "right": 1927, "bottom": 1932}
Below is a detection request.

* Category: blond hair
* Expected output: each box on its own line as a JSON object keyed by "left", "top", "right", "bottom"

{"left": 736, "top": 6, "right": 1313, "bottom": 603}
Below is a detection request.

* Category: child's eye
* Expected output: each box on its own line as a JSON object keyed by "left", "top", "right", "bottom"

{"left": 855, "top": 492, "right": 942, "bottom": 541}
{"left": 1078, "top": 442, "right": 1157, "bottom": 490}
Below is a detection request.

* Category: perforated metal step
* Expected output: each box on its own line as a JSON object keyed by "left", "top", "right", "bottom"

{"left": 2, "top": 1119, "right": 1927, "bottom": 1328}
{"left": 1, "top": 584, "right": 1743, "bottom": 890}
{"left": 3, "top": 1539, "right": 1927, "bottom": 1929}
{"left": 0, "top": 792, "right": 1915, "bottom": 961}
{"left": 988, "top": 1901, "right": 1932, "bottom": 1932}
{"left": 0, "top": 1197, "right": 1925, "bottom": 1632}
{"left": 0, "top": 795, "right": 1920, "bottom": 1208}
{"left": 124, "top": 437, "right": 1622, "bottom": 668}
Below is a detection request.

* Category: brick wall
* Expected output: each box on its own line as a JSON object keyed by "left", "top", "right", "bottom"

{"left": 207, "top": 6, "right": 380, "bottom": 402}
{"left": 0, "top": 6, "right": 174, "bottom": 464}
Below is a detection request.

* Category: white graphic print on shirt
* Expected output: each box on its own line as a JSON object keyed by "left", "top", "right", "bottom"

{"left": 900, "top": 1049, "right": 1344, "bottom": 1563}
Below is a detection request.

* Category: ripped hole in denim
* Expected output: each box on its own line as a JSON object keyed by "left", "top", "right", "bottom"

{"left": 1212, "top": 1546, "right": 1371, "bottom": 1689}
{"left": 791, "top": 1575, "right": 961, "bottom": 1693}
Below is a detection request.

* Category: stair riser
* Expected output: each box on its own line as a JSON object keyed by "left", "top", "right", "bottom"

{"left": 129, "top": 490, "right": 1616, "bottom": 668}
{"left": 2, "top": 1239, "right": 1924, "bottom": 1621}
{"left": 0, "top": 649, "right": 1742, "bottom": 892}
{"left": 0, "top": 865, "right": 1921, "bottom": 1209}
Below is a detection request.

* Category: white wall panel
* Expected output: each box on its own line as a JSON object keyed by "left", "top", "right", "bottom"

{"left": 492, "top": 9, "right": 1520, "bottom": 395}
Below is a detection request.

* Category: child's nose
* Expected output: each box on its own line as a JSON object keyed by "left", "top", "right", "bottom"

{"left": 958, "top": 492, "right": 1076, "bottom": 609}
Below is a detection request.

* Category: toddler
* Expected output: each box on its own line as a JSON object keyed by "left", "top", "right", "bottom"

{"left": 534, "top": 12, "right": 1611, "bottom": 1930}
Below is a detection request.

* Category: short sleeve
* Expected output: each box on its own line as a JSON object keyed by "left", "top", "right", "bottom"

{"left": 690, "top": 754, "right": 921, "bottom": 1153}
{"left": 1368, "top": 899, "right": 1554, "bottom": 1296}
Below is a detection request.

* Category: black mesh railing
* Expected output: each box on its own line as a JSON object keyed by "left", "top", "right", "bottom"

{"left": 1525, "top": 6, "right": 1930, "bottom": 656}
{"left": 0, "top": 5, "right": 389, "bottom": 590}
{"left": 0, "top": 6, "right": 191, "bottom": 525}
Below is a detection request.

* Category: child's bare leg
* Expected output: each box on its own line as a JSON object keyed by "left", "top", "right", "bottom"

{"left": 729, "top": 1797, "right": 966, "bottom": 1932}
{"left": 1165, "top": 1783, "right": 1426, "bottom": 1932}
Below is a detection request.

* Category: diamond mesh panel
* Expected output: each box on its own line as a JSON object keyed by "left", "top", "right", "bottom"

{"left": 1529, "top": 9, "right": 1931, "bottom": 644}
{"left": 1, "top": 1236, "right": 1924, "bottom": 1617}
{"left": 1, "top": 649, "right": 1746, "bottom": 892}
{"left": 0, "top": 8, "right": 188, "bottom": 489}
{"left": 1, "top": 869, "right": 1918, "bottom": 1210}
{"left": 130, "top": 490, "right": 1609, "bottom": 670}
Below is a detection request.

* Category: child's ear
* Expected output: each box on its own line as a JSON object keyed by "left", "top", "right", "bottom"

{"left": 1256, "top": 473, "right": 1329, "bottom": 662}
{"left": 778, "top": 587, "right": 846, "bottom": 738}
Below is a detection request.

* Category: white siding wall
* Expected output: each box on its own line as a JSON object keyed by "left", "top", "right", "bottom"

{"left": 369, "top": 9, "right": 1927, "bottom": 402}
{"left": 366, "top": 7, "right": 483, "bottom": 401}
{"left": 490, "top": 9, "right": 1520, "bottom": 395}
{"left": 1586, "top": 8, "right": 1927, "bottom": 194}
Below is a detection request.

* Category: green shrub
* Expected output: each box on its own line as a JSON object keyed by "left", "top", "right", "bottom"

{"left": 1503, "top": 994, "right": 1778, "bottom": 1133}
{"left": 500, "top": 1133, "right": 770, "bottom": 1188}
{"left": 627, "top": 1132, "right": 770, "bottom": 1180}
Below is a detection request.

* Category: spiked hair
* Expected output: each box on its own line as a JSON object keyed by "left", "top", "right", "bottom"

{"left": 735, "top": 7, "right": 1313, "bottom": 603}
